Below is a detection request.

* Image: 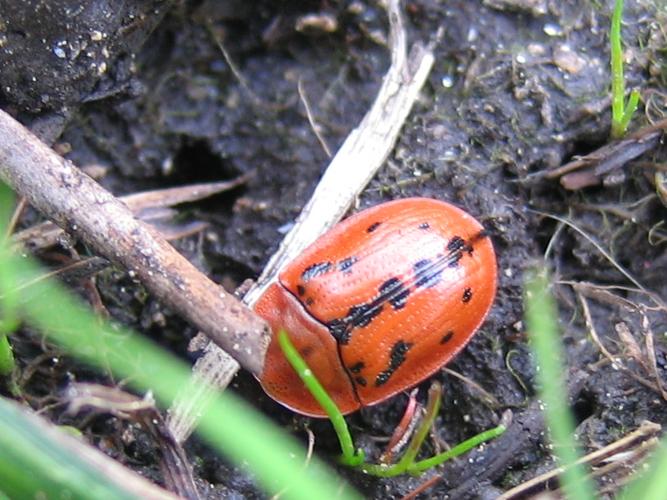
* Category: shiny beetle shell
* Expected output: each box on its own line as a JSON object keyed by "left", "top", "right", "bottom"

{"left": 255, "top": 197, "right": 497, "bottom": 417}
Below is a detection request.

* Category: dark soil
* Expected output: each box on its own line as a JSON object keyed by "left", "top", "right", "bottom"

{"left": 1, "top": 0, "right": 666, "bottom": 498}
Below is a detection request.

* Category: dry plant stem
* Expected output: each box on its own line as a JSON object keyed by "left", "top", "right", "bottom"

{"left": 141, "top": 413, "right": 199, "bottom": 499}
{"left": 441, "top": 367, "right": 500, "bottom": 407}
{"left": 6, "top": 196, "right": 28, "bottom": 237}
{"left": 120, "top": 177, "right": 250, "bottom": 212}
{"left": 644, "top": 321, "right": 667, "bottom": 400}
{"left": 0, "top": 109, "right": 269, "bottom": 375}
{"left": 157, "top": 431, "right": 200, "bottom": 500}
{"left": 298, "top": 78, "right": 332, "bottom": 158}
{"left": 547, "top": 118, "right": 667, "bottom": 190}
{"left": 593, "top": 440, "right": 659, "bottom": 493}
{"left": 14, "top": 177, "right": 247, "bottom": 252}
{"left": 565, "top": 281, "right": 665, "bottom": 313}
{"left": 546, "top": 118, "right": 667, "bottom": 179}
{"left": 67, "top": 383, "right": 199, "bottom": 498}
{"left": 400, "top": 475, "right": 441, "bottom": 500}
{"left": 578, "top": 292, "right": 666, "bottom": 400}
{"left": 167, "top": 0, "right": 436, "bottom": 442}
{"left": 531, "top": 209, "right": 664, "bottom": 309}
{"left": 498, "top": 421, "right": 661, "bottom": 499}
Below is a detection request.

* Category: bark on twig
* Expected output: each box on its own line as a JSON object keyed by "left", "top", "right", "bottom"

{"left": 167, "top": 0, "right": 436, "bottom": 442}
{"left": 0, "top": 109, "right": 270, "bottom": 375}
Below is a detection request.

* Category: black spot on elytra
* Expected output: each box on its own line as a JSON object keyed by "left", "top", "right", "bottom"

{"left": 448, "top": 252, "right": 463, "bottom": 268}
{"left": 366, "top": 221, "right": 381, "bottom": 233}
{"left": 326, "top": 303, "right": 383, "bottom": 344}
{"left": 327, "top": 320, "right": 351, "bottom": 344}
{"left": 447, "top": 236, "right": 466, "bottom": 252}
{"left": 440, "top": 330, "right": 454, "bottom": 344}
{"left": 296, "top": 284, "right": 306, "bottom": 296}
{"left": 379, "top": 277, "right": 410, "bottom": 310}
{"left": 375, "top": 372, "right": 391, "bottom": 386}
{"left": 462, "top": 287, "right": 473, "bottom": 303}
{"left": 349, "top": 361, "right": 365, "bottom": 373}
{"left": 348, "top": 362, "right": 368, "bottom": 388}
{"left": 305, "top": 297, "right": 315, "bottom": 306}
{"left": 375, "top": 340, "right": 413, "bottom": 387}
{"left": 301, "top": 261, "right": 332, "bottom": 282}
{"left": 338, "top": 256, "right": 358, "bottom": 274}
{"left": 419, "top": 222, "right": 430, "bottom": 230}
{"left": 449, "top": 234, "right": 477, "bottom": 256}
{"left": 414, "top": 259, "right": 444, "bottom": 288}
{"left": 348, "top": 303, "right": 383, "bottom": 328}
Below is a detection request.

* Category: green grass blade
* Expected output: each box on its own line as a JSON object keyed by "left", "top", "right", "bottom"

{"left": 0, "top": 182, "right": 17, "bottom": 375}
{"left": 619, "top": 440, "right": 667, "bottom": 500}
{"left": 0, "top": 248, "right": 359, "bottom": 499}
{"left": 409, "top": 424, "right": 506, "bottom": 474}
{"left": 277, "top": 330, "right": 363, "bottom": 466}
{"left": 0, "top": 335, "right": 14, "bottom": 375}
{"left": 0, "top": 397, "right": 138, "bottom": 500}
{"left": 609, "top": 0, "right": 640, "bottom": 138}
{"left": 620, "top": 89, "right": 640, "bottom": 132}
{"left": 524, "top": 267, "right": 597, "bottom": 500}
{"left": 0, "top": 181, "right": 12, "bottom": 238}
{"left": 610, "top": 0, "right": 626, "bottom": 139}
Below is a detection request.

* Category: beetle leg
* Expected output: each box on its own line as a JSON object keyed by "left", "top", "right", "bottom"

{"left": 380, "top": 387, "right": 422, "bottom": 464}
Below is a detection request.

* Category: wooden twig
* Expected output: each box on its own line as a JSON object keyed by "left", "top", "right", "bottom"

{"left": 0, "top": 109, "right": 270, "bottom": 376}
{"left": 167, "top": 0, "right": 436, "bottom": 442}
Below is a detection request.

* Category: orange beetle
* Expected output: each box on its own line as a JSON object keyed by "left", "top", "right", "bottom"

{"left": 255, "top": 198, "right": 497, "bottom": 417}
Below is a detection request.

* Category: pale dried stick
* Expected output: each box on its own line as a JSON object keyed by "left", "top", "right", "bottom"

{"left": 167, "top": 0, "right": 436, "bottom": 442}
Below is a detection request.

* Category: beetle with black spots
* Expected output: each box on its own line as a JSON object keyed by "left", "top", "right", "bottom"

{"left": 254, "top": 197, "right": 497, "bottom": 417}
